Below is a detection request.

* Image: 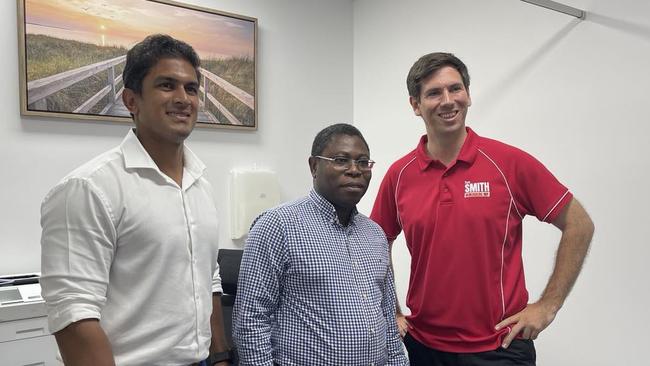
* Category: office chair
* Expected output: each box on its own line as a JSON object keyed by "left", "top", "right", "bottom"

{"left": 217, "top": 249, "right": 243, "bottom": 365}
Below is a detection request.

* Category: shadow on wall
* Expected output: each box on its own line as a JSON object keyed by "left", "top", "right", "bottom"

{"left": 587, "top": 12, "right": 650, "bottom": 44}
{"left": 477, "top": 18, "right": 582, "bottom": 120}
{"left": 477, "top": 10, "right": 650, "bottom": 121}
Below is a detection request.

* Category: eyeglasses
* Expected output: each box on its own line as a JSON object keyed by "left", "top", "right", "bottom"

{"left": 313, "top": 156, "right": 375, "bottom": 171}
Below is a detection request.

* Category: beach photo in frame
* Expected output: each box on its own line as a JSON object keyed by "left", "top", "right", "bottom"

{"left": 17, "top": 0, "right": 257, "bottom": 129}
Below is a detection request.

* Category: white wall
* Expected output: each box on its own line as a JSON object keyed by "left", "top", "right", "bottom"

{"left": 0, "top": 0, "right": 353, "bottom": 273}
{"left": 4, "top": 0, "right": 649, "bottom": 363}
{"left": 354, "top": 0, "right": 650, "bottom": 365}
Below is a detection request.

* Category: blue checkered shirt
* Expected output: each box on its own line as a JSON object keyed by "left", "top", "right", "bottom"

{"left": 233, "top": 190, "right": 408, "bottom": 366}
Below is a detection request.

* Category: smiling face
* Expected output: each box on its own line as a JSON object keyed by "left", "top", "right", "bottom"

{"left": 309, "top": 134, "right": 372, "bottom": 212}
{"left": 122, "top": 57, "right": 199, "bottom": 146}
{"left": 410, "top": 66, "right": 472, "bottom": 138}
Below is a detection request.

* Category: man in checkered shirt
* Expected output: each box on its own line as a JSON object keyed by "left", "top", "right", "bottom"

{"left": 233, "top": 123, "right": 408, "bottom": 365}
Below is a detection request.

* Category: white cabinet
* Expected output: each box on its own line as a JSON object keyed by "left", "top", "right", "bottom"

{"left": 0, "top": 303, "right": 59, "bottom": 366}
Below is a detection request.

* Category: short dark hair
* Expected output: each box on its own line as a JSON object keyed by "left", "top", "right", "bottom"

{"left": 311, "top": 123, "right": 370, "bottom": 156}
{"left": 407, "top": 52, "right": 470, "bottom": 100}
{"left": 122, "top": 34, "right": 201, "bottom": 94}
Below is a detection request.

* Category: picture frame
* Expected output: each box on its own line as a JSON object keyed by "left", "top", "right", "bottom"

{"left": 17, "top": 0, "right": 257, "bottom": 130}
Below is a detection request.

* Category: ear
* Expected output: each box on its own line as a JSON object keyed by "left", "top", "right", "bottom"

{"left": 409, "top": 96, "right": 421, "bottom": 116}
{"left": 466, "top": 87, "right": 472, "bottom": 107}
{"left": 308, "top": 156, "right": 318, "bottom": 178}
{"left": 122, "top": 88, "right": 139, "bottom": 116}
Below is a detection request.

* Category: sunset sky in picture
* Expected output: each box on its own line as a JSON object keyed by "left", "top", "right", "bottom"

{"left": 25, "top": 0, "right": 255, "bottom": 60}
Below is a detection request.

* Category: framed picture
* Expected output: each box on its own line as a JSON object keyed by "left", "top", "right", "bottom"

{"left": 17, "top": 0, "right": 257, "bottom": 130}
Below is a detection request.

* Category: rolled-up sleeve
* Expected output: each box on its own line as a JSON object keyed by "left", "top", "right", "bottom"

{"left": 212, "top": 264, "right": 223, "bottom": 294}
{"left": 40, "top": 178, "right": 116, "bottom": 333}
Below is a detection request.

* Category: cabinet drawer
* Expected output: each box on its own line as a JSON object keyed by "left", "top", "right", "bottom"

{"left": 0, "top": 317, "right": 49, "bottom": 343}
{"left": 0, "top": 334, "right": 59, "bottom": 365}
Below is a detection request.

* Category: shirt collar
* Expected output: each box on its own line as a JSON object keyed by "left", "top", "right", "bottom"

{"left": 308, "top": 189, "right": 359, "bottom": 226}
{"left": 120, "top": 129, "right": 206, "bottom": 184}
{"left": 415, "top": 127, "right": 479, "bottom": 170}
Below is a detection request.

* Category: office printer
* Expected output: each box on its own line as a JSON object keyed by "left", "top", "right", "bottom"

{"left": 0, "top": 273, "right": 45, "bottom": 322}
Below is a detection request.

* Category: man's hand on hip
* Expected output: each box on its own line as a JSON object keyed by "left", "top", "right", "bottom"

{"left": 495, "top": 300, "right": 558, "bottom": 348}
{"left": 396, "top": 313, "right": 412, "bottom": 337}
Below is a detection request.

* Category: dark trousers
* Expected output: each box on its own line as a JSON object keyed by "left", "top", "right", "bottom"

{"left": 404, "top": 333, "right": 536, "bottom": 366}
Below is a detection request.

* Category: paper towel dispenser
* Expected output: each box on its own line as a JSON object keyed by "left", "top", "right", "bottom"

{"left": 229, "top": 169, "right": 281, "bottom": 239}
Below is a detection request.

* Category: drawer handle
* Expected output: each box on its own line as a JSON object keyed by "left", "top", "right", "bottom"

{"left": 16, "top": 327, "right": 45, "bottom": 335}
{"left": 23, "top": 363, "right": 45, "bottom": 366}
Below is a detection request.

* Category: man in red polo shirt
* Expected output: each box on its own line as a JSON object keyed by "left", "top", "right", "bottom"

{"left": 370, "top": 53, "right": 594, "bottom": 365}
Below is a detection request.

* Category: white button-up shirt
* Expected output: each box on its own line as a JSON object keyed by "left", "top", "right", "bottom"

{"left": 41, "top": 130, "right": 222, "bottom": 365}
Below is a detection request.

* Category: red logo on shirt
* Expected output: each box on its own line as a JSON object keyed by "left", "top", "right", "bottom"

{"left": 464, "top": 181, "right": 490, "bottom": 198}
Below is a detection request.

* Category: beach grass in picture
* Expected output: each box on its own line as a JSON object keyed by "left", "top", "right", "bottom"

{"left": 18, "top": 0, "right": 257, "bottom": 129}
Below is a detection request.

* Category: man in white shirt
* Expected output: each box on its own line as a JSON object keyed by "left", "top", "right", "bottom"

{"left": 40, "top": 34, "right": 231, "bottom": 366}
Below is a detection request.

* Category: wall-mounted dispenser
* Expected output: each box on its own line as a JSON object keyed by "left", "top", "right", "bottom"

{"left": 229, "top": 169, "right": 281, "bottom": 239}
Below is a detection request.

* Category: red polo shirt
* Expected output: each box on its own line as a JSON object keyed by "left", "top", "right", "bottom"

{"left": 371, "top": 128, "right": 572, "bottom": 353}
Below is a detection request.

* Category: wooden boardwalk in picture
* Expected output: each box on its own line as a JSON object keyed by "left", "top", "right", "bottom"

{"left": 27, "top": 55, "right": 253, "bottom": 126}
{"left": 107, "top": 97, "right": 215, "bottom": 124}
